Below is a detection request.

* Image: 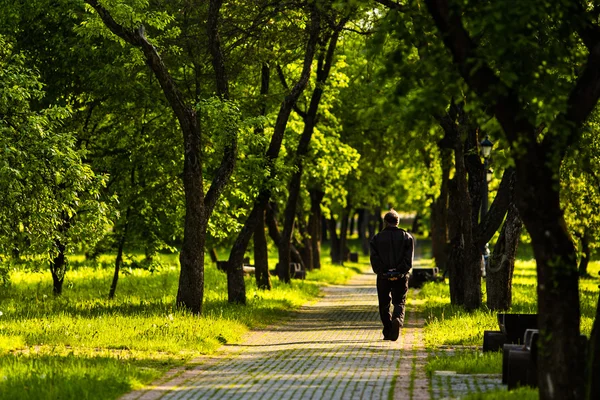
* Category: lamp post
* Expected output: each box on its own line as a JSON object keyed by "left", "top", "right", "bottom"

{"left": 480, "top": 136, "right": 493, "bottom": 277}
{"left": 480, "top": 135, "right": 494, "bottom": 222}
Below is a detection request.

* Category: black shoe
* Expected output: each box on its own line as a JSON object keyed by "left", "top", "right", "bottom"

{"left": 389, "top": 318, "right": 401, "bottom": 341}
{"left": 383, "top": 327, "right": 392, "bottom": 340}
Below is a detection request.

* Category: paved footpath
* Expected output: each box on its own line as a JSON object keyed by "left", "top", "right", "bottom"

{"left": 122, "top": 269, "right": 430, "bottom": 400}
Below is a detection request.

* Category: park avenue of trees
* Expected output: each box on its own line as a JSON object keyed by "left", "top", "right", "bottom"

{"left": 0, "top": 1, "right": 599, "bottom": 399}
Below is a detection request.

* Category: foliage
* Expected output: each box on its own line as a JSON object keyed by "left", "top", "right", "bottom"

{"left": 0, "top": 34, "right": 112, "bottom": 261}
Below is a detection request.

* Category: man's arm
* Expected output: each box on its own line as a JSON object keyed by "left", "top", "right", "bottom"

{"left": 404, "top": 233, "right": 415, "bottom": 269}
{"left": 369, "top": 237, "right": 385, "bottom": 274}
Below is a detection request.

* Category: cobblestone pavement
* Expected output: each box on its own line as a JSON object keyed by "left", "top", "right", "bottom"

{"left": 121, "top": 268, "right": 429, "bottom": 400}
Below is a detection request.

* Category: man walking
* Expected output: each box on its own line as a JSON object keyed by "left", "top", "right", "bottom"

{"left": 370, "top": 209, "right": 414, "bottom": 341}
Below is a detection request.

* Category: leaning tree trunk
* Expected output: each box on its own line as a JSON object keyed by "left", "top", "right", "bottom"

{"left": 50, "top": 239, "right": 67, "bottom": 296}
{"left": 225, "top": 12, "right": 320, "bottom": 295}
{"left": 308, "top": 189, "right": 324, "bottom": 269}
{"left": 486, "top": 204, "right": 522, "bottom": 310}
{"left": 254, "top": 209, "right": 271, "bottom": 290}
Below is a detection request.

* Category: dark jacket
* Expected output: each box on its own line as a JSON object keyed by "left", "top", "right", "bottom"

{"left": 369, "top": 226, "right": 414, "bottom": 275}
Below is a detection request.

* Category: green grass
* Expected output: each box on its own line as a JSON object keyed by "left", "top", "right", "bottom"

{"left": 462, "top": 387, "right": 538, "bottom": 399}
{"left": 426, "top": 351, "right": 502, "bottom": 376}
{"left": 420, "top": 259, "right": 600, "bottom": 398}
{"left": 0, "top": 252, "right": 365, "bottom": 400}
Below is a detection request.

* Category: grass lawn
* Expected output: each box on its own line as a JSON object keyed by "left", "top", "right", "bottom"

{"left": 0, "top": 251, "right": 364, "bottom": 400}
{"left": 418, "top": 258, "right": 600, "bottom": 399}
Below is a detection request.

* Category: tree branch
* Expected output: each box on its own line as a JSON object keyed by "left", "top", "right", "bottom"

{"left": 204, "top": 0, "right": 238, "bottom": 220}
{"left": 275, "top": 64, "right": 307, "bottom": 120}
{"left": 424, "top": 0, "right": 535, "bottom": 143}
{"left": 373, "top": 0, "right": 405, "bottom": 11}
{"left": 475, "top": 168, "right": 515, "bottom": 248}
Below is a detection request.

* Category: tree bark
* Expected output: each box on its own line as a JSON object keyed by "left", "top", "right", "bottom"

{"left": 308, "top": 189, "right": 324, "bottom": 269}
{"left": 578, "top": 228, "right": 591, "bottom": 276}
{"left": 486, "top": 203, "right": 522, "bottom": 310}
{"left": 360, "top": 208, "right": 370, "bottom": 255}
{"left": 430, "top": 148, "right": 451, "bottom": 271}
{"left": 108, "top": 214, "right": 129, "bottom": 300}
{"left": 446, "top": 177, "right": 465, "bottom": 305}
{"left": 338, "top": 205, "right": 351, "bottom": 263}
{"left": 321, "top": 214, "right": 329, "bottom": 242}
{"left": 297, "top": 205, "right": 313, "bottom": 271}
{"left": 357, "top": 209, "right": 365, "bottom": 239}
{"left": 328, "top": 216, "right": 342, "bottom": 264}
{"left": 253, "top": 209, "right": 271, "bottom": 290}
{"left": 585, "top": 289, "right": 600, "bottom": 400}
{"left": 50, "top": 239, "right": 66, "bottom": 296}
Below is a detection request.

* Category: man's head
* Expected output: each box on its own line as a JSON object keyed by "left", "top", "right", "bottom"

{"left": 384, "top": 209, "right": 400, "bottom": 227}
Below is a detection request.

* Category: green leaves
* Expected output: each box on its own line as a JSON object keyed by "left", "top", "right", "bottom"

{"left": 0, "top": 34, "right": 112, "bottom": 260}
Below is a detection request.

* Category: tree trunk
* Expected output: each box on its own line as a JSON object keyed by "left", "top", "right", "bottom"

{"left": 225, "top": 11, "right": 320, "bottom": 296}
{"left": 209, "top": 248, "right": 219, "bottom": 263}
{"left": 357, "top": 209, "right": 364, "bottom": 239}
{"left": 297, "top": 206, "right": 313, "bottom": 271}
{"left": 86, "top": 1, "right": 235, "bottom": 314}
{"left": 328, "top": 216, "right": 342, "bottom": 264}
{"left": 515, "top": 158, "right": 584, "bottom": 399}
{"left": 585, "top": 290, "right": 600, "bottom": 400}
{"left": 578, "top": 228, "right": 591, "bottom": 276}
{"left": 50, "top": 239, "right": 66, "bottom": 296}
{"left": 308, "top": 189, "right": 324, "bottom": 269}
{"left": 423, "top": 2, "right": 594, "bottom": 396}
{"left": 446, "top": 177, "right": 465, "bottom": 305}
{"left": 254, "top": 208, "right": 271, "bottom": 290}
{"left": 349, "top": 212, "right": 355, "bottom": 237}
{"left": 360, "top": 208, "right": 370, "bottom": 255}
{"left": 368, "top": 208, "right": 377, "bottom": 240}
{"left": 486, "top": 204, "right": 522, "bottom": 310}
{"left": 109, "top": 217, "right": 129, "bottom": 299}
{"left": 339, "top": 206, "right": 352, "bottom": 263}
{"left": 430, "top": 148, "right": 451, "bottom": 271}
{"left": 278, "top": 22, "right": 345, "bottom": 280}
{"left": 411, "top": 211, "right": 421, "bottom": 234}
{"left": 321, "top": 214, "right": 328, "bottom": 242}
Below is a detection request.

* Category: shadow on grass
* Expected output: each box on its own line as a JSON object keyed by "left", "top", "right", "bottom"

{"left": 0, "top": 352, "right": 176, "bottom": 400}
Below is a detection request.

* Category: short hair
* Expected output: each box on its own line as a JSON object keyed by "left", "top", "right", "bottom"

{"left": 384, "top": 209, "right": 399, "bottom": 226}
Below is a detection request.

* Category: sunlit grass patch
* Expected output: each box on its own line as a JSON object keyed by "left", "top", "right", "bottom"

{"left": 0, "top": 352, "right": 164, "bottom": 400}
{"left": 0, "top": 254, "right": 364, "bottom": 400}
{"left": 426, "top": 350, "right": 502, "bottom": 376}
{"left": 462, "top": 387, "right": 538, "bottom": 399}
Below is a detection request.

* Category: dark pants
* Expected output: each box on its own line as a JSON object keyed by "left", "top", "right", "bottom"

{"left": 377, "top": 274, "right": 409, "bottom": 332}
